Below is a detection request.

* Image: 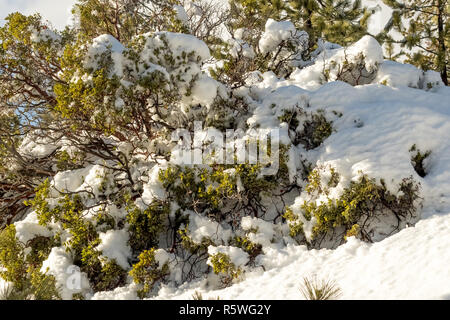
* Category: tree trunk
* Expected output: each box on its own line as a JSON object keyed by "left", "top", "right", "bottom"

{"left": 437, "top": 0, "right": 448, "bottom": 85}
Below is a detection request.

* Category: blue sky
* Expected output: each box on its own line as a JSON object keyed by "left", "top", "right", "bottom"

{"left": 0, "top": 0, "right": 76, "bottom": 29}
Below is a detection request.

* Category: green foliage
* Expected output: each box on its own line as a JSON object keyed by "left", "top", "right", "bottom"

{"left": 0, "top": 270, "right": 61, "bottom": 301}
{"left": 345, "top": 223, "right": 360, "bottom": 239}
{"left": 300, "top": 276, "right": 342, "bottom": 300}
{"left": 55, "top": 150, "right": 86, "bottom": 171}
{"left": 279, "top": 108, "right": 335, "bottom": 150}
{"left": 73, "top": 0, "right": 188, "bottom": 44}
{"left": 304, "top": 165, "right": 340, "bottom": 196}
{"left": 209, "top": 252, "right": 243, "bottom": 288}
{"left": 409, "top": 144, "right": 431, "bottom": 178}
{"left": 160, "top": 144, "right": 291, "bottom": 227}
{"left": 283, "top": 207, "right": 305, "bottom": 238}
{"left": 160, "top": 165, "right": 238, "bottom": 213}
{"left": 231, "top": 0, "right": 371, "bottom": 49}
{"left": 0, "top": 225, "right": 61, "bottom": 300}
{"left": 129, "top": 248, "right": 170, "bottom": 299}
{"left": 178, "top": 224, "right": 215, "bottom": 254}
{"left": 289, "top": 167, "right": 421, "bottom": 246}
{"left": 382, "top": 0, "right": 448, "bottom": 85}
{"left": 27, "top": 180, "right": 127, "bottom": 293}
{"left": 126, "top": 198, "right": 170, "bottom": 254}
{"left": 231, "top": 236, "right": 263, "bottom": 264}
{"left": 0, "top": 225, "right": 28, "bottom": 286}
{"left": 0, "top": 0, "right": 434, "bottom": 301}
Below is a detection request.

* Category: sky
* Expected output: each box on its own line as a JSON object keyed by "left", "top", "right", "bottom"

{"left": 0, "top": 0, "right": 76, "bottom": 29}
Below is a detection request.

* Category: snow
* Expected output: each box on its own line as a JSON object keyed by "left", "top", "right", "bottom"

{"left": 30, "top": 27, "right": 62, "bottom": 43}
{"left": 0, "top": 278, "right": 10, "bottom": 296}
{"left": 161, "top": 214, "right": 450, "bottom": 300}
{"left": 156, "top": 32, "right": 211, "bottom": 62}
{"left": 14, "top": 211, "right": 52, "bottom": 244}
{"left": 289, "top": 35, "right": 384, "bottom": 89}
{"left": 40, "top": 247, "right": 91, "bottom": 300}
{"left": 140, "top": 163, "right": 168, "bottom": 206}
{"left": 52, "top": 165, "right": 108, "bottom": 198}
{"left": 240, "top": 217, "right": 276, "bottom": 248}
{"left": 346, "top": 35, "right": 384, "bottom": 73}
{"left": 207, "top": 246, "right": 249, "bottom": 268}
{"left": 259, "top": 19, "right": 308, "bottom": 55}
{"left": 84, "top": 34, "right": 125, "bottom": 75}
{"left": 96, "top": 229, "right": 132, "bottom": 270}
{"left": 90, "top": 283, "right": 139, "bottom": 300}
{"left": 18, "top": 134, "right": 58, "bottom": 158}
{"left": 186, "top": 211, "right": 232, "bottom": 246}
{"left": 173, "top": 5, "right": 188, "bottom": 24}
{"left": 374, "top": 60, "right": 424, "bottom": 88}
{"left": 229, "top": 38, "right": 255, "bottom": 59}
{"left": 189, "top": 75, "right": 219, "bottom": 107}
{"left": 146, "top": 35, "right": 450, "bottom": 300}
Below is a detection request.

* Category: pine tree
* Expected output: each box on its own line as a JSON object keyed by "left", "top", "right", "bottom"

{"left": 229, "top": 0, "right": 372, "bottom": 49}
{"left": 382, "top": 0, "right": 449, "bottom": 85}
{"left": 287, "top": 0, "right": 372, "bottom": 46}
{"left": 73, "top": 0, "right": 188, "bottom": 42}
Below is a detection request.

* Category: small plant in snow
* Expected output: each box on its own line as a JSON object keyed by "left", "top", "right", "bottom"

{"left": 208, "top": 252, "right": 243, "bottom": 288}
{"left": 409, "top": 144, "right": 431, "bottom": 178}
{"left": 191, "top": 290, "right": 221, "bottom": 300}
{"left": 300, "top": 276, "right": 342, "bottom": 300}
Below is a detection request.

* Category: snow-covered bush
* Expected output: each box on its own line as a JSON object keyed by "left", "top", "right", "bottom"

{"left": 2, "top": 0, "right": 444, "bottom": 301}
{"left": 207, "top": 246, "right": 248, "bottom": 288}
{"left": 286, "top": 166, "right": 422, "bottom": 249}
{"left": 409, "top": 144, "right": 432, "bottom": 178}
{"left": 0, "top": 225, "right": 60, "bottom": 300}
{"left": 129, "top": 248, "right": 170, "bottom": 299}
{"left": 279, "top": 108, "right": 335, "bottom": 150}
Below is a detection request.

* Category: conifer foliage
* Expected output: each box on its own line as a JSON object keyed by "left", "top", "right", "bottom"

{"left": 382, "top": 0, "right": 449, "bottom": 85}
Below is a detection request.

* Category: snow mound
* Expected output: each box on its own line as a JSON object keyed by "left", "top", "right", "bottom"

{"left": 157, "top": 214, "right": 450, "bottom": 300}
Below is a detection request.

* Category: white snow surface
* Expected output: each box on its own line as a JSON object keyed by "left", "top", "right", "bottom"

{"left": 96, "top": 229, "right": 132, "bottom": 270}
{"left": 14, "top": 211, "right": 52, "bottom": 244}
{"left": 186, "top": 211, "right": 232, "bottom": 246}
{"left": 40, "top": 247, "right": 91, "bottom": 300}
{"left": 159, "top": 214, "right": 450, "bottom": 300}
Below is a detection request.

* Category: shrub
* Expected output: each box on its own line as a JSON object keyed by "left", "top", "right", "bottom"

{"left": 288, "top": 167, "right": 422, "bottom": 248}
{"left": 129, "top": 249, "right": 170, "bottom": 299}
{"left": 160, "top": 149, "right": 292, "bottom": 225}
{"left": 208, "top": 252, "right": 243, "bottom": 288}
{"left": 231, "top": 236, "right": 262, "bottom": 265}
{"left": 300, "top": 276, "right": 342, "bottom": 300}
{"left": 279, "top": 109, "right": 335, "bottom": 150}
{"left": 409, "top": 144, "right": 431, "bottom": 178}
{"left": 0, "top": 225, "right": 61, "bottom": 300}
{"left": 126, "top": 199, "right": 170, "bottom": 254}
{"left": 28, "top": 180, "right": 128, "bottom": 293}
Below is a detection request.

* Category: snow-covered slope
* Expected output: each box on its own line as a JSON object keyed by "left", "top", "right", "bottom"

{"left": 151, "top": 75, "right": 450, "bottom": 300}
{"left": 156, "top": 214, "right": 450, "bottom": 300}
{"left": 78, "top": 41, "right": 450, "bottom": 299}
